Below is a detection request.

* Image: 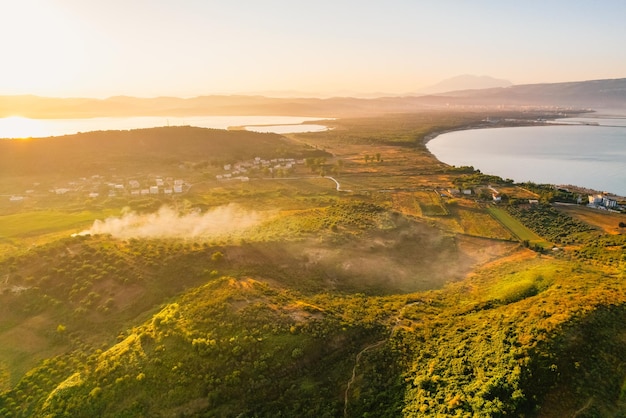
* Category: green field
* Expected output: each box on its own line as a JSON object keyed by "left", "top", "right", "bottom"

{"left": 487, "top": 206, "right": 550, "bottom": 247}
{"left": 0, "top": 209, "right": 121, "bottom": 239}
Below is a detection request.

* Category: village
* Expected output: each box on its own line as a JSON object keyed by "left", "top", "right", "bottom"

{"left": 5, "top": 155, "right": 306, "bottom": 205}
{"left": 214, "top": 156, "right": 301, "bottom": 182}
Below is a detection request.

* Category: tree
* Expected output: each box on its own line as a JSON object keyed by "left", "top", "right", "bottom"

{"left": 211, "top": 251, "right": 224, "bottom": 263}
{"left": 291, "top": 348, "right": 304, "bottom": 359}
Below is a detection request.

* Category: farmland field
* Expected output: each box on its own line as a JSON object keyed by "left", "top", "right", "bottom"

{"left": 452, "top": 202, "right": 513, "bottom": 239}
{"left": 487, "top": 206, "right": 550, "bottom": 247}
{"left": 555, "top": 203, "right": 626, "bottom": 234}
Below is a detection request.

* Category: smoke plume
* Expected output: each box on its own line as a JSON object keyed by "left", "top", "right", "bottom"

{"left": 76, "top": 204, "right": 266, "bottom": 239}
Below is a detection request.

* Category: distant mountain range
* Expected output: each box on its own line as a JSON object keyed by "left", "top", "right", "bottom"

{"left": 432, "top": 77, "right": 626, "bottom": 109}
{"left": 1, "top": 77, "right": 625, "bottom": 118}
{"left": 414, "top": 75, "right": 513, "bottom": 95}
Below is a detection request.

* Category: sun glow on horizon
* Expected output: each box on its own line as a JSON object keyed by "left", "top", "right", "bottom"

{"left": 0, "top": 1, "right": 89, "bottom": 96}
{"left": 0, "top": 1, "right": 625, "bottom": 98}
{"left": 0, "top": 116, "right": 49, "bottom": 139}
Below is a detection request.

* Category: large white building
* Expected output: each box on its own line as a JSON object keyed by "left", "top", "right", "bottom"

{"left": 588, "top": 194, "right": 617, "bottom": 208}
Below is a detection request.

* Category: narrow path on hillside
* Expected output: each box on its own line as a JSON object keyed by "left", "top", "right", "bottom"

{"left": 571, "top": 398, "right": 593, "bottom": 417}
{"left": 343, "top": 301, "right": 421, "bottom": 417}
{"left": 343, "top": 339, "right": 386, "bottom": 418}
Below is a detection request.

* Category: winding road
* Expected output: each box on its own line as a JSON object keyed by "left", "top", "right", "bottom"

{"left": 324, "top": 176, "right": 351, "bottom": 192}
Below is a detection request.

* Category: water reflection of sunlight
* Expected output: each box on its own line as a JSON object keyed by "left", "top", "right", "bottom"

{"left": 0, "top": 116, "right": 47, "bottom": 139}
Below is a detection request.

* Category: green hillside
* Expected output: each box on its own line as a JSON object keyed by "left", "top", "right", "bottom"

{"left": 1, "top": 111, "right": 625, "bottom": 417}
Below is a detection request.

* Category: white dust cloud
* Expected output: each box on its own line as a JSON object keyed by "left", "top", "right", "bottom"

{"left": 76, "top": 204, "right": 266, "bottom": 239}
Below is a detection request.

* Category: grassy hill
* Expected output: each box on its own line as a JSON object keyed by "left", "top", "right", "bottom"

{"left": 1, "top": 111, "right": 625, "bottom": 417}
{"left": 0, "top": 126, "right": 326, "bottom": 178}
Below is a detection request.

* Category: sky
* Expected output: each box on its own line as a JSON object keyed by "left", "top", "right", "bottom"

{"left": 1, "top": 0, "right": 626, "bottom": 98}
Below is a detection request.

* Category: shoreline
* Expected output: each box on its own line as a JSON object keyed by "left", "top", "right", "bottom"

{"left": 422, "top": 116, "right": 626, "bottom": 201}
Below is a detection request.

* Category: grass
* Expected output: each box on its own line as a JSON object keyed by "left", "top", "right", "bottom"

{"left": 485, "top": 266, "right": 554, "bottom": 304}
{"left": 390, "top": 191, "right": 449, "bottom": 217}
{"left": 417, "top": 191, "right": 449, "bottom": 216}
{"left": 555, "top": 203, "right": 626, "bottom": 235}
{"left": 0, "top": 209, "right": 121, "bottom": 239}
{"left": 0, "top": 208, "right": 123, "bottom": 256}
{"left": 390, "top": 192, "right": 423, "bottom": 217}
{"left": 451, "top": 201, "right": 513, "bottom": 239}
{"left": 487, "top": 206, "right": 550, "bottom": 247}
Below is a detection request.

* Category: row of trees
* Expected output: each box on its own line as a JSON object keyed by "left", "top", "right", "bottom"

{"left": 305, "top": 157, "right": 345, "bottom": 176}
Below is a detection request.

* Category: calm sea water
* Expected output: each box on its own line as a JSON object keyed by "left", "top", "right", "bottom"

{"left": 426, "top": 117, "right": 626, "bottom": 197}
{"left": 0, "top": 115, "right": 329, "bottom": 139}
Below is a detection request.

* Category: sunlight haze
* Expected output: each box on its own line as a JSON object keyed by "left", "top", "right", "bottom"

{"left": 1, "top": 0, "right": 625, "bottom": 98}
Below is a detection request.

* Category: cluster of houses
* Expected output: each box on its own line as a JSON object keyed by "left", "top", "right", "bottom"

{"left": 215, "top": 157, "right": 301, "bottom": 181}
{"left": 444, "top": 187, "right": 622, "bottom": 210}
{"left": 447, "top": 187, "right": 474, "bottom": 196}
{"left": 447, "top": 185, "right": 503, "bottom": 202}
{"left": 588, "top": 194, "right": 619, "bottom": 210}
{"left": 92, "top": 177, "right": 187, "bottom": 198}
{"left": 6, "top": 176, "right": 189, "bottom": 202}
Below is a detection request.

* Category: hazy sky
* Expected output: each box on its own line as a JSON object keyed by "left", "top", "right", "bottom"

{"left": 2, "top": 0, "right": 625, "bottom": 98}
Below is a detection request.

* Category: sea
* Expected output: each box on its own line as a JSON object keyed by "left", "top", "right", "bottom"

{"left": 426, "top": 115, "right": 626, "bottom": 197}
{"left": 0, "top": 115, "right": 329, "bottom": 139}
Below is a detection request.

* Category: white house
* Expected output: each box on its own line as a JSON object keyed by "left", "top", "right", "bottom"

{"left": 603, "top": 196, "right": 617, "bottom": 208}
{"left": 588, "top": 194, "right": 603, "bottom": 205}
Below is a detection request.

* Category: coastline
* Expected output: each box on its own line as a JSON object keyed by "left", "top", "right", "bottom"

{"left": 422, "top": 116, "right": 626, "bottom": 201}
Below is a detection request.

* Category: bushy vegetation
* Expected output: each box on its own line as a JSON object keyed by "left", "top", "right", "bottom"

{"left": 0, "top": 126, "right": 329, "bottom": 179}
{"left": 9, "top": 278, "right": 393, "bottom": 417}
{"left": 506, "top": 203, "right": 595, "bottom": 243}
{"left": 1, "top": 112, "right": 625, "bottom": 417}
{"left": 517, "top": 182, "right": 580, "bottom": 203}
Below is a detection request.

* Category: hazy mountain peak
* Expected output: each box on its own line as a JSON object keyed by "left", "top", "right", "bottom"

{"left": 416, "top": 74, "right": 513, "bottom": 95}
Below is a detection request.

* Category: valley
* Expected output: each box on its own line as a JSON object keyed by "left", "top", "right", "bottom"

{"left": 0, "top": 110, "right": 625, "bottom": 417}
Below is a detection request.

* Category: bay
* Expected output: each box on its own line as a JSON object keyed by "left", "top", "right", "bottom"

{"left": 426, "top": 118, "right": 626, "bottom": 197}
{"left": 0, "top": 115, "right": 329, "bottom": 139}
